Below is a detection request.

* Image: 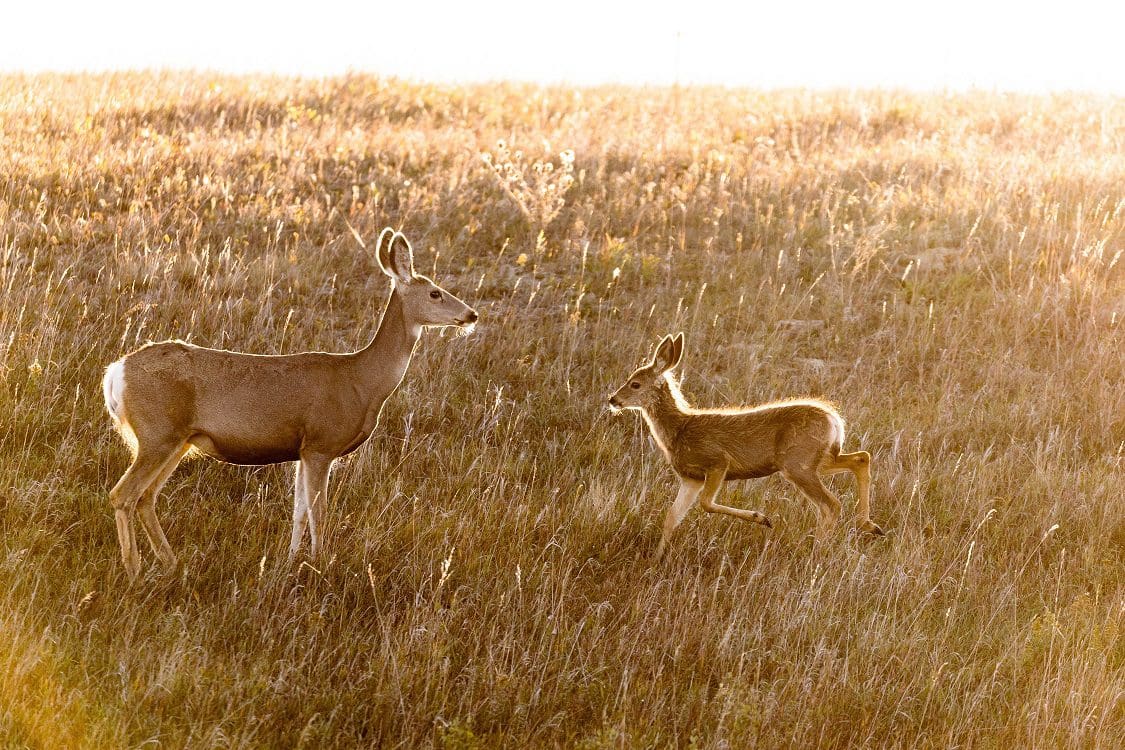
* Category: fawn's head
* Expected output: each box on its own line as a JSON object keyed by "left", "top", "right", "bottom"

{"left": 377, "top": 228, "right": 478, "bottom": 332}
{"left": 609, "top": 333, "right": 684, "bottom": 411}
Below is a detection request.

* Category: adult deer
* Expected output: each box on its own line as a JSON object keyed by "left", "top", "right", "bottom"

{"left": 102, "top": 228, "right": 478, "bottom": 581}
{"left": 609, "top": 333, "right": 885, "bottom": 560}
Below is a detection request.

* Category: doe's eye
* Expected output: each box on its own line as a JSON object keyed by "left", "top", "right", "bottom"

{"left": 429, "top": 290, "right": 443, "bottom": 300}
{"left": 630, "top": 381, "right": 641, "bottom": 389}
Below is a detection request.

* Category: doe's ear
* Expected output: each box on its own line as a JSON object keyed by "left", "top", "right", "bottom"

{"left": 375, "top": 227, "right": 397, "bottom": 277}
{"left": 652, "top": 333, "right": 683, "bottom": 373}
{"left": 379, "top": 230, "right": 415, "bottom": 282}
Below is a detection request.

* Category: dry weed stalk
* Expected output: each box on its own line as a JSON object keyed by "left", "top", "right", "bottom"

{"left": 482, "top": 139, "right": 575, "bottom": 231}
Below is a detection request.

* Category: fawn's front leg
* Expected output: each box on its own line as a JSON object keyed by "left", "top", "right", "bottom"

{"left": 655, "top": 476, "right": 704, "bottom": 560}
{"left": 697, "top": 465, "right": 773, "bottom": 529}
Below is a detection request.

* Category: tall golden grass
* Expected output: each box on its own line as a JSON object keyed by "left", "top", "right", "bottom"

{"left": 0, "top": 73, "right": 1122, "bottom": 748}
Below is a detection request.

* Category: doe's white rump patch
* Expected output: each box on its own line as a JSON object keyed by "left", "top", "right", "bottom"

{"left": 102, "top": 359, "right": 126, "bottom": 419}
{"left": 102, "top": 358, "right": 137, "bottom": 454}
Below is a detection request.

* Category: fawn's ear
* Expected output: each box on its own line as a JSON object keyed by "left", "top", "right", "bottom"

{"left": 672, "top": 332, "right": 685, "bottom": 366}
{"left": 378, "top": 230, "right": 415, "bottom": 282}
{"left": 652, "top": 332, "right": 675, "bottom": 373}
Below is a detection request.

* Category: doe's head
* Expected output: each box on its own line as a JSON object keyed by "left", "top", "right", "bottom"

{"left": 376, "top": 228, "right": 478, "bottom": 332}
{"left": 608, "top": 332, "right": 684, "bottom": 411}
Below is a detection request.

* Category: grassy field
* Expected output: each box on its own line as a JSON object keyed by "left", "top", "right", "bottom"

{"left": 0, "top": 73, "right": 1122, "bottom": 748}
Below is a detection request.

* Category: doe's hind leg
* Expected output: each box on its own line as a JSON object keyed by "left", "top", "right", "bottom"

{"left": 136, "top": 443, "right": 189, "bottom": 572}
{"left": 109, "top": 441, "right": 184, "bottom": 581}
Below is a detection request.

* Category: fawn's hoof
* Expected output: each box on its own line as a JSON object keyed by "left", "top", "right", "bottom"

{"left": 859, "top": 520, "right": 886, "bottom": 536}
{"left": 122, "top": 561, "right": 142, "bottom": 585}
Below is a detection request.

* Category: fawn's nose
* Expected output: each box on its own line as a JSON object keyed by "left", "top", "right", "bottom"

{"left": 608, "top": 395, "right": 620, "bottom": 407}
{"left": 465, "top": 309, "right": 479, "bottom": 324}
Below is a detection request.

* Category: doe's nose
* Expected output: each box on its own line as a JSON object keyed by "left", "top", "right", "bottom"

{"left": 464, "top": 309, "right": 479, "bottom": 324}
{"left": 608, "top": 395, "right": 620, "bottom": 407}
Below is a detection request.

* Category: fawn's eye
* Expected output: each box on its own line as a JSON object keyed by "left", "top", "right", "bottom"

{"left": 429, "top": 290, "right": 442, "bottom": 300}
{"left": 630, "top": 381, "right": 641, "bottom": 389}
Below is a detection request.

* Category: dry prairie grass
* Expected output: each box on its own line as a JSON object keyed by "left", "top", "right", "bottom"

{"left": 0, "top": 73, "right": 1122, "bottom": 748}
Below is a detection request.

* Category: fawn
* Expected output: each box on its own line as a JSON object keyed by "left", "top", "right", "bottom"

{"left": 609, "top": 333, "right": 885, "bottom": 559}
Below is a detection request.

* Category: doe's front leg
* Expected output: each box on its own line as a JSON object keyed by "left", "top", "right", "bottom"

{"left": 288, "top": 461, "right": 309, "bottom": 563}
{"left": 300, "top": 454, "right": 334, "bottom": 560}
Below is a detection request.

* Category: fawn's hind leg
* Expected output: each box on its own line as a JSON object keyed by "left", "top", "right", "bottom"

{"left": 782, "top": 467, "right": 841, "bottom": 540}
{"left": 696, "top": 467, "right": 773, "bottom": 530}
{"left": 821, "top": 451, "right": 884, "bottom": 535}
{"left": 656, "top": 477, "right": 703, "bottom": 560}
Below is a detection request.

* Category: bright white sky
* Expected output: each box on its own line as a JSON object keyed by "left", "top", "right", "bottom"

{"left": 3, "top": 0, "right": 1124, "bottom": 92}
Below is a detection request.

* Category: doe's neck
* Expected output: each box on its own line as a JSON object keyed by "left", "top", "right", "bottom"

{"left": 356, "top": 285, "right": 422, "bottom": 387}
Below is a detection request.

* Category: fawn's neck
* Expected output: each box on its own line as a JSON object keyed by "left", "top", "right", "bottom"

{"left": 641, "top": 376, "right": 692, "bottom": 454}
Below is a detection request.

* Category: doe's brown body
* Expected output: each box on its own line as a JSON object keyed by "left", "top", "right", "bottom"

{"left": 102, "top": 228, "right": 478, "bottom": 581}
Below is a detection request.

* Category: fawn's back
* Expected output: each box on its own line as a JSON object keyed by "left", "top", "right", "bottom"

{"left": 666, "top": 400, "right": 844, "bottom": 480}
